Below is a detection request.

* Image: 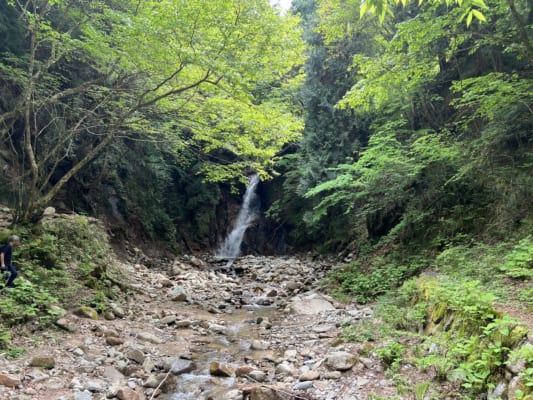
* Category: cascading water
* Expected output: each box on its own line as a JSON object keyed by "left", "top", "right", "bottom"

{"left": 216, "top": 174, "right": 260, "bottom": 259}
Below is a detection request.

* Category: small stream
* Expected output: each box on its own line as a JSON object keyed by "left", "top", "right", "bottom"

{"left": 166, "top": 305, "right": 278, "bottom": 399}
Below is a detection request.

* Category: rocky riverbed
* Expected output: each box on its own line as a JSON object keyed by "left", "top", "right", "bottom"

{"left": 0, "top": 255, "right": 398, "bottom": 400}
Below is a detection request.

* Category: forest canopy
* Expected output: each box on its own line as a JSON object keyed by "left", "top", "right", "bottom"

{"left": 0, "top": 0, "right": 304, "bottom": 221}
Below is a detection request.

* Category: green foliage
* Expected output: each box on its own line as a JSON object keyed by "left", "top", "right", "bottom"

{"left": 0, "top": 328, "right": 12, "bottom": 350}
{"left": 500, "top": 236, "right": 533, "bottom": 280}
{"left": 382, "top": 276, "right": 531, "bottom": 396}
{"left": 0, "top": 279, "right": 60, "bottom": 326}
{"left": 4, "top": 346, "right": 27, "bottom": 360}
{"left": 328, "top": 252, "right": 429, "bottom": 303}
{"left": 377, "top": 341, "right": 405, "bottom": 366}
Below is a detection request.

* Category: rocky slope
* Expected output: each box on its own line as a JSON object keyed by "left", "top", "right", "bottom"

{"left": 0, "top": 255, "right": 397, "bottom": 400}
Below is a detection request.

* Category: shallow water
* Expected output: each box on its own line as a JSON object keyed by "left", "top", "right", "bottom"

{"left": 166, "top": 306, "right": 278, "bottom": 399}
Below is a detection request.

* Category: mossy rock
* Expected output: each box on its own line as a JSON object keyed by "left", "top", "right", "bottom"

{"left": 74, "top": 306, "right": 99, "bottom": 320}
{"left": 29, "top": 356, "right": 55, "bottom": 369}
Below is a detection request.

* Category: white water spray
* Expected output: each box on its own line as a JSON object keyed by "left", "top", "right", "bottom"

{"left": 216, "top": 174, "right": 260, "bottom": 259}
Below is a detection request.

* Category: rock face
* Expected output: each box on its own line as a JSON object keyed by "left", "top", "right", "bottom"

{"left": 325, "top": 351, "right": 358, "bottom": 371}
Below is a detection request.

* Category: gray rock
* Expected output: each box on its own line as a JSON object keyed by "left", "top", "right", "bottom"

{"left": 291, "top": 297, "right": 335, "bottom": 315}
{"left": 160, "top": 315, "right": 177, "bottom": 325}
{"left": 55, "top": 318, "right": 77, "bottom": 332}
{"left": 102, "top": 366, "right": 124, "bottom": 385}
{"left": 160, "top": 358, "right": 195, "bottom": 375}
{"left": 110, "top": 303, "right": 126, "bottom": 318}
{"left": 325, "top": 351, "right": 358, "bottom": 371}
{"left": 86, "top": 381, "right": 103, "bottom": 392}
{"left": 247, "top": 370, "right": 267, "bottom": 382}
{"left": 74, "top": 390, "right": 92, "bottom": 400}
{"left": 293, "top": 381, "right": 313, "bottom": 390}
{"left": 323, "top": 371, "right": 342, "bottom": 380}
{"left": 73, "top": 347, "right": 85, "bottom": 356}
{"left": 208, "top": 323, "right": 228, "bottom": 335}
{"left": 137, "top": 331, "right": 163, "bottom": 344}
{"left": 175, "top": 320, "right": 192, "bottom": 328}
{"left": 299, "top": 370, "right": 320, "bottom": 381}
{"left": 171, "top": 287, "right": 188, "bottom": 302}
{"left": 488, "top": 382, "right": 507, "bottom": 399}
{"left": 312, "top": 324, "right": 336, "bottom": 333}
{"left": 127, "top": 349, "right": 146, "bottom": 364}
{"left": 142, "top": 357, "right": 156, "bottom": 373}
{"left": 251, "top": 340, "right": 270, "bottom": 350}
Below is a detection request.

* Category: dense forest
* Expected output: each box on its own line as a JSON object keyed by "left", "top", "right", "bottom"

{"left": 0, "top": 0, "right": 532, "bottom": 398}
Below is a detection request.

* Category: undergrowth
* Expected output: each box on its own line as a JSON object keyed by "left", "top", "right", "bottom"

{"left": 0, "top": 215, "right": 127, "bottom": 332}
{"left": 335, "top": 231, "right": 533, "bottom": 398}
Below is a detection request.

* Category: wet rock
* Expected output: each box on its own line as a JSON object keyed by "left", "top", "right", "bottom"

{"left": 235, "top": 366, "right": 255, "bottom": 377}
{"left": 137, "top": 331, "right": 164, "bottom": 344}
{"left": 171, "top": 287, "right": 188, "bottom": 302}
{"left": 168, "top": 359, "right": 195, "bottom": 375}
{"left": 0, "top": 373, "right": 20, "bottom": 387}
{"left": 29, "top": 356, "right": 56, "bottom": 369}
{"left": 255, "top": 298, "right": 272, "bottom": 306}
{"left": 220, "top": 389, "right": 243, "bottom": 400}
{"left": 74, "top": 306, "right": 99, "bottom": 320}
{"left": 325, "top": 351, "right": 358, "bottom": 371}
{"left": 106, "top": 336, "right": 125, "bottom": 346}
{"left": 55, "top": 317, "right": 77, "bottom": 332}
{"left": 290, "top": 296, "right": 335, "bottom": 315}
{"left": 248, "top": 370, "right": 267, "bottom": 383}
{"left": 143, "top": 374, "right": 176, "bottom": 393}
{"left": 127, "top": 349, "right": 146, "bottom": 364}
{"left": 209, "top": 361, "right": 235, "bottom": 377}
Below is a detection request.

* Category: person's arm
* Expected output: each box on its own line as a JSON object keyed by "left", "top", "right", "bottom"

{"left": 0, "top": 252, "right": 4, "bottom": 270}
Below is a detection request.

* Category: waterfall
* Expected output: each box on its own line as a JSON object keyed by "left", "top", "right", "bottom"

{"left": 216, "top": 174, "right": 260, "bottom": 259}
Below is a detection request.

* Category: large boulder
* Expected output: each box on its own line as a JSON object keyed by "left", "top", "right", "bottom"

{"left": 290, "top": 295, "right": 335, "bottom": 315}
{"left": 325, "top": 351, "right": 358, "bottom": 371}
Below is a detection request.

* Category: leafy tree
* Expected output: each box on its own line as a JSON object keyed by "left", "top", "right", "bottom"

{"left": 0, "top": 0, "right": 304, "bottom": 221}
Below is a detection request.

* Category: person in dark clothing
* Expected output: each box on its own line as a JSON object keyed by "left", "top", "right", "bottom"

{"left": 1, "top": 235, "right": 20, "bottom": 288}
